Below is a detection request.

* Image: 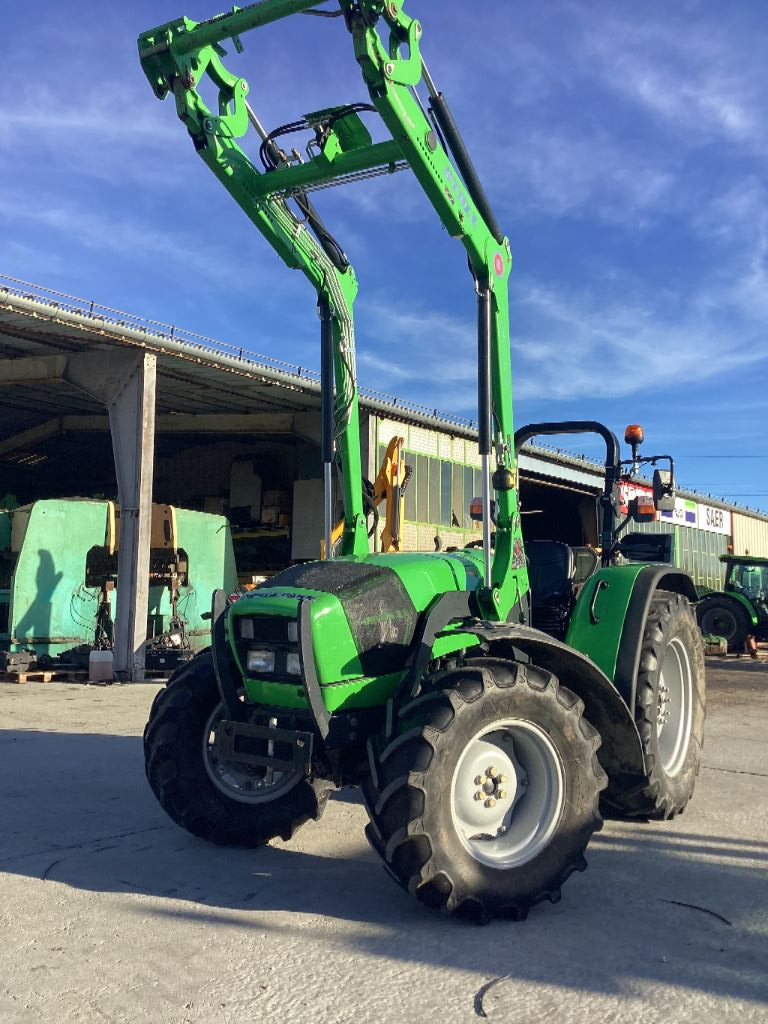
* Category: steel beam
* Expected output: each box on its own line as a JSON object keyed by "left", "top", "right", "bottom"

{"left": 0, "top": 354, "right": 68, "bottom": 384}
{"left": 0, "top": 418, "right": 61, "bottom": 457}
{"left": 59, "top": 412, "right": 294, "bottom": 434}
{"left": 65, "top": 351, "right": 157, "bottom": 681}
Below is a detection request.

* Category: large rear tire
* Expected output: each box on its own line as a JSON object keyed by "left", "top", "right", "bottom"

{"left": 144, "top": 651, "right": 330, "bottom": 846}
{"left": 363, "top": 658, "right": 606, "bottom": 922}
{"left": 607, "top": 591, "right": 705, "bottom": 820}
{"left": 697, "top": 596, "right": 749, "bottom": 653}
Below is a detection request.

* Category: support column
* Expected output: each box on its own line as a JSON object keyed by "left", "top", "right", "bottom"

{"left": 65, "top": 351, "right": 157, "bottom": 681}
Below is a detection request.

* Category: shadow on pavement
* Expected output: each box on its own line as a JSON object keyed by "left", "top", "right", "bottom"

{"left": 1, "top": 726, "right": 767, "bottom": 1009}
{"left": 706, "top": 657, "right": 768, "bottom": 675}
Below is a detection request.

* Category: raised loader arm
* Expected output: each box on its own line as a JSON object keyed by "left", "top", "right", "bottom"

{"left": 138, "top": 0, "right": 528, "bottom": 620}
{"left": 342, "top": 1, "right": 526, "bottom": 619}
{"left": 138, "top": 2, "right": 370, "bottom": 558}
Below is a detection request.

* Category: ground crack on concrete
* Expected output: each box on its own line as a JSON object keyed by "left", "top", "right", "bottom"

{"left": 41, "top": 858, "right": 63, "bottom": 881}
{"left": 702, "top": 766, "right": 768, "bottom": 778}
{"left": 0, "top": 825, "right": 171, "bottom": 867}
{"left": 661, "top": 898, "right": 733, "bottom": 926}
{"left": 474, "top": 976, "right": 511, "bottom": 1018}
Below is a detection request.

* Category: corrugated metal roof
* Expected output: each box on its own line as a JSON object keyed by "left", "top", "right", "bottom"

{"left": 0, "top": 276, "right": 476, "bottom": 438}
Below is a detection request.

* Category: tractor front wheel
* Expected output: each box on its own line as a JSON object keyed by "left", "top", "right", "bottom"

{"left": 144, "top": 651, "right": 330, "bottom": 846}
{"left": 364, "top": 658, "right": 606, "bottom": 922}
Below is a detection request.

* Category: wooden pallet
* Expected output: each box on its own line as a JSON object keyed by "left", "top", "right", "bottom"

{"left": 1, "top": 669, "right": 88, "bottom": 685}
{"left": 1, "top": 667, "right": 173, "bottom": 685}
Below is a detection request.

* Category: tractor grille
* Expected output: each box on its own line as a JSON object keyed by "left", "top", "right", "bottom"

{"left": 233, "top": 614, "right": 301, "bottom": 682}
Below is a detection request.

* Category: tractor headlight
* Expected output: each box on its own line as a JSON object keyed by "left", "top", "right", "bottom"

{"left": 239, "top": 618, "right": 254, "bottom": 640}
{"left": 285, "top": 652, "right": 301, "bottom": 676}
{"left": 287, "top": 620, "right": 299, "bottom": 643}
{"left": 246, "top": 649, "right": 275, "bottom": 674}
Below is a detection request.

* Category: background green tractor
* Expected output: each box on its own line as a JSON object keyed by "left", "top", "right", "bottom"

{"left": 696, "top": 554, "right": 768, "bottom": 652}
{"left": 138, "top": 0, "right": 705, "bottom": 922}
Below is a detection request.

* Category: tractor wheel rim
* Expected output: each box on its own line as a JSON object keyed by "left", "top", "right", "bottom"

{"left": 202, "top": 705, "right": 301, "bottom": 804}
{"left": 450, "top": 719, "right": 565, "bottom": 869}
{"left": 656, "top": 637, "right": 693, "bottom": 776}
{"left": 702, "top": 607, "right": 736, "bottom": 641}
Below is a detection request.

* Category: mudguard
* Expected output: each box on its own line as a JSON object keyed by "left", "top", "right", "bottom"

{"left": 567, "top": 565, "right": 698, "bottom": 710}
{"left": 466, "top": 623, "right": 647, "bottom": 792}
{"left": 613, "top": 566, "right": 699, "bottom": 709}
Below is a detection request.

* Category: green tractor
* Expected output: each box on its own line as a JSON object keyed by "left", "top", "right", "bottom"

{"left": 697, "top": 554, "right": 768, "bottom": 653}
{"left": 138, "top": 0, "right": 705, "bottom": 921}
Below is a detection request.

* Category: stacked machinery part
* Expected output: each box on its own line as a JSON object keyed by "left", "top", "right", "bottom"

{"left": 0, "top": 499, "right": 236, "bottom": 665}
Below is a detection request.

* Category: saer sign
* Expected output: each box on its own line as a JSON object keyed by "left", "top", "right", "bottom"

{"left": 659, "top": 497, "right": 731, "bottom": 535}
{"left": 699, "top": 502, "right": 731, "bottom": 536}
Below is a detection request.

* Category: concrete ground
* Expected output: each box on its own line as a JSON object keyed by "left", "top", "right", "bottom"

{"left": 1, "top": 660, "right": 766, "bottom": 1024}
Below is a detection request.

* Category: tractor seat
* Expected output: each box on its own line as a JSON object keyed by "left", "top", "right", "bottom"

{"left": 526, "top": 540, "right": 575, "bottom": 604}
{"left": 526, "top": 540, "right": 576, "bottom": 638}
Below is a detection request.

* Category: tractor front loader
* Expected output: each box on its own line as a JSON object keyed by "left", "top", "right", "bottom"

{"left": 138, "top": 0, "right": 705, "bottom": 922}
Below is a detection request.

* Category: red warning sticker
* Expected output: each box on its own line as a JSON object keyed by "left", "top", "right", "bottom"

{"left": 494, "top": 252, "right": 504, "bottom": 276}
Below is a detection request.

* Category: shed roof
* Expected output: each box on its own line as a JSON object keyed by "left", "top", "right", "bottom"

{"left": 2, "top": 275, "right": 766, "bottom": 524}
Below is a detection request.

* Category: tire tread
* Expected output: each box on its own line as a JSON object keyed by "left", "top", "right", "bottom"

{"left": 363, "top": 660, "right": 606, "bottom": 922}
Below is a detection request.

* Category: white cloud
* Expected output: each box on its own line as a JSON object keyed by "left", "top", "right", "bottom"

{"left": 0, "top": 190, "right": 297, "bottom": 307}
{"left": 354, "top": 247, "right": 768, "bottom": 417}
{"left": 510, "top": 273, "right": 766, "bottom": 401}
{"left": 488, "top": 129, "right": 675, "bottom": 225}
{"left": 580, "top": 10, "right": 765, "bottom": 152}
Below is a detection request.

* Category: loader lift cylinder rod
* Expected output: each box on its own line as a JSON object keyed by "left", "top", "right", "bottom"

{"left": 320, "top": 299, "right": 334, "bottom": 559}
{"left": 478, "top": 284, "right": 493, "bottom": 588}
{"left": 428, "top": 93, "right": 505, "bottom": 247}
{"left": 243, "top": 97, "right": 271, "bottom": 145}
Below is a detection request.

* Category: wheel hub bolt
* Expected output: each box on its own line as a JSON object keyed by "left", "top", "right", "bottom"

{"left": 498, "top": 773, "right": 508, "bottom": 783}
{"left": 498, "top": 789, "right": 507, "bottom": 800}
{"left": 474, "top": 791, "right": 483, "bottom": 801}
{"left": 475, "top": 775, "right": 487, "bottom": 786}
{"left": 485, "top": 797, "right": 497, "bottom": 808}
{"left": 487, "top": 766, "right": 498, "bottom": 778}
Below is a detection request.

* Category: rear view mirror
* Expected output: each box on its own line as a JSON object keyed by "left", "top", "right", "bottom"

{"left": 653, "top": 469, "right": 675, "bottom": 512}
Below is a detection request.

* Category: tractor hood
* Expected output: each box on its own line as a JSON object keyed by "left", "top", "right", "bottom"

{"left": 228, "top": 551, "right": 484, "bottom": 710}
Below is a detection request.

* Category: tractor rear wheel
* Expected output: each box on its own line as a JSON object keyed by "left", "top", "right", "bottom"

{"left": 607, "top": 591, "right": 705, "bottom": 820}
{"left": 363, "top": 658, "right": 606, "bottom": 922}
{"left": 144, "top": 650, "right": 330, "bottom": 846}
{"left": 697, "top": 596, "right": 749, "bottom": 653}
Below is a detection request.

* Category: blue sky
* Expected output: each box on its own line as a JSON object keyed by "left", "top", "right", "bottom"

{"left": 3, "top": 1, "right": 767, "bottom": 511}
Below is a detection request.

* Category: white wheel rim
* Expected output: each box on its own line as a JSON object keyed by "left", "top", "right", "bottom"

{"left": 450, "top": 719, "right": 565, "bottom": 870}
{"left": 202, "top": 705, "right": 301, "bottom": 804}
{"left": 656, "top": 637, "right": 693, "bottom": 776}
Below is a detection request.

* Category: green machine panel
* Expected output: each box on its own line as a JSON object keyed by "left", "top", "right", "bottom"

{"left": 0, "top": 500, "right": 236, "bottom": 659}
